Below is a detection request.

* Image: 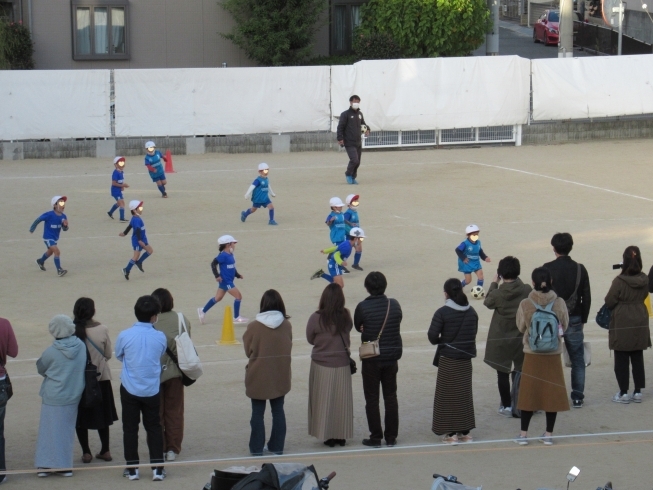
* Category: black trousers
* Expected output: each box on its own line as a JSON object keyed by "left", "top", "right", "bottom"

{"left": 344, "top": 146, "right": 362, "bottom": 178}
{"left": 361, "top": 360, "right": 399, "bottom": 442}
{"left": 614, "top": 350, "right": 645, "bottom": 394}
{"left": 120, "top": 384, "right": 164, "bottom": 467}
{"left": 521, "top": 410, "right": 557, "bottom": 433}
{"left": 497, "top": 371, "right": 516, "bottom": 408}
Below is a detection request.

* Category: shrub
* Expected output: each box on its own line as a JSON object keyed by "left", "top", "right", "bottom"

{"left": 352, "top": 29, "right": 401, "bottom": 60}
{"left": 0, "top": 19, "right": 34, "bottom": 69}
{"left": 301, "top": 54, "right": 358, "bottom": 66}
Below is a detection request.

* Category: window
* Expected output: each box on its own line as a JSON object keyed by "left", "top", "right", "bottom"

{"left": 332, "top": 1, "right": 366, "bottom": 55}
{"left": 71, "top": 0, "right": 129, "bottom": 60}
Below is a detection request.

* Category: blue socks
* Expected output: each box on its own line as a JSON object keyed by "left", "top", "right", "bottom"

{"left": 244, "top": 209, "right": 252, "bottom": 218}
{"left": 157, "top": 185, "right": 166, "bottom": 195}
{"left": 354, "top": 252, "right": 362, "bottom": 265}
{"left": 203, "top": 297, "right": 217, "bottom": 313}
{"left": 477, "top": 279, "right": 485, "bottom": 287}
{"left": 119, "top": 207, "right": 125, "bottom": 220}
{"left": 461, "top": 279, "right": 467, "bottom": 287}
{"left": 269, "top": 209, "right": 275, "bottom": 221}
{"left": 321, "top": 273, "right": 334, "bottom": 283}
{"left": 41, "top": 253, "right": 50, "bottom": 263}
{"left": 109, "top": 203, "right": 119, "bottom": 216}
{"left": 125, "top": 259, "right": 136, "bottom": 272}
{"left": 54, "top": 257, "right": 61, "bottom": 270}
{"left": 137, "top": 251, "right": 150, "bottom": 265}
{"left": 234, "top": 299, "right": 241, "bottom": 318}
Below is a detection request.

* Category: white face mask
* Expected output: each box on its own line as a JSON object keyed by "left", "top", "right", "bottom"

{"left": 152, "top": 316, "right": 159, "bottom": 325}
{"left": 351, "top": 103, "right": 360, "bottom": 110}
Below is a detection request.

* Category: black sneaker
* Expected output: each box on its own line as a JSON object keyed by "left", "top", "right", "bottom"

{"left": 361, "top": 438, "right": 382, "bottom": 448}
{"left": 352, "top": 264, "right": 363, "bottom": 271}
{"left": 573, "top": 399, "right": 584, "bottom": 408}
{"left": 310, "top": 269, "right": 324, "bottom": 280}
{"left": 135, "top": 262, "right": 144, "bottom": 273}
{"left": 120, "top": 219, "right": 129, "bottom": 223}
{"left": 162, "top": 193, "right": 168, "bottom": 198}
{"left": 341, "top": 266, "right": 351, "bottom": 274}
{"left": 122, "top": 268, "right": 130, "bottom": 280}
{"left": 107, "top": 211, "right": 114, "bottom": 219}
{"left": 385, "top": 439, "right": 397, "bottom": 447}
{"left": 36, "top": 258, "right": 46, "bottom": 271}
{"left": 57, "top": 269, "right": 67, "bottom": 277}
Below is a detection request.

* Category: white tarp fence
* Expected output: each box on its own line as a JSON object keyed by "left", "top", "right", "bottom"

{"left": 0, "top": 70, "right": 110, "bottom": 140}
{"left": 114, "top": 67, "right": 331, "bottom": 137}
{"left": 331, "top": 56, "right": 531, "bottom": 132}
{"left": 532, "top": 54, "right": 653, "bottom": 120}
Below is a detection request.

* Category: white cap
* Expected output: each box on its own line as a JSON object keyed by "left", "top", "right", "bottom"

{"left": 329, "top": 197, "right": 344, "bottom": 207}
{"left": 349, "top": 227, "right": 365, "bottom": 238}
{"left": 129, "top": 200, "right": 143, "bottom": 211}
{"left": 465, "top": 224, "right": 480, "bottom": 234}
{"left": 258, "top": 163, "right": 269, "bottom": 171}
{"left": 113, "top": 156, "right": 125, "bottom": 165}
{"left": 346, "top": 194, "right": 359, "bottom": 205}
{"left": 145, "top": 141, "right": 156, "bottom": 149}
{"left": 218, "top": 235, "right": 237, "bottom": 245}
{"left": 51, "top": 196, "right": 67, "bottom": 206}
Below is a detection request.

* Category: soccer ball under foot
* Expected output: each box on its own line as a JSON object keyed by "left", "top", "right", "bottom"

{"left": 471, "top": 286, "right": 485, "bottom": 299}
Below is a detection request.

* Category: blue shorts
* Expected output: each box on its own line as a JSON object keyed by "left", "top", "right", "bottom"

{"left": 327, "top": 259, "right": 343, "bottom": 277}
{"left": 150, "top": 171, "right": 166, "bottom": 183}
{"left": 44, "top": 239, "right": 58, "bottom": 249}
{"left": 252, "top": 200, "right": 272, "bottom": 209}
{"left": 112, "top": 192, "right": 124, "bottom": 201}
{"left": 132, "top": 239, "right": 149, "bottom": 252}
{"left": 219, "top": 281, "right": 236, "bottom": 291}
{"left": 458, "top": 260, "right": 482, "bottom": 274}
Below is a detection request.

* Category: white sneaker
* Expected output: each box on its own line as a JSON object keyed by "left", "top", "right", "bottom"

{"left": 152, "top": 468, "right": 166, "bottom": 481}
{"left": 498, "top": 406, "right": 513, "bottom": 417}
{"left": 233, "top": 316, "right": 249, "bottom": 324}
{"left": 197, "top": 308, "right": 205, "bottom": 325}
{"left": 631, "top": 392, "right": 643, "bottom": 403}
{"left": 612, "top": 392, "right": 630, "bottom": 404}
{"left": 514, "top": 435, "right": 529, "bottom": 446}
{"left": 126, "top": 469, "right": 139, "bottom": 481}
{"left": 37, "top": 469, "right": 51, "bottom": 478}
{"left": 166, "top": 450, "right": 176, "bottom": 461}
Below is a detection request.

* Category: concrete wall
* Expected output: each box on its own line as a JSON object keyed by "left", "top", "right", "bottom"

{"left": 521, "top": 119, "right": 653, "bottom": 145}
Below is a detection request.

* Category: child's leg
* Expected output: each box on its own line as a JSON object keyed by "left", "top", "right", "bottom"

{"left": 228, "top": 288, "right": 243, "bottom": 318}
{"left": 353, "top": 241, "right": 362, "bottom": 265}
{"left": 136, "top": 245, "right": 153, "bottom": 265}
{"left": 461, "top": 273, "right": 472, "bottom": 287}
{"left": 51, "top": 245, "right": 63, "bottom": 270}
{"left": 320, "top": 272, "right": 334, "bottom": 283}
{"left": 333, "top": 276, "right": 345, "bottom": 288}
{"left": 267, "top": 203, "right": 275, "bottom": 222}
{"left": 156, "top": 179, "right": 167, "bottom": 196}
{"left": 476, "top": 269, "right": 485, "bottom": 287}
{"left": 203, "top": 288, "right": 227, "bottom": 313}
{"left": 126, "top": 250, "right": 141, "bottom": 272}
{"left": 108, "top": 202, "right": 119, "bottom": 217}
{"left": 118, "top": 199, "right": 125, "bottom": 220}
{"left": 41, "top": 247, "right": 54, "bottom": 262}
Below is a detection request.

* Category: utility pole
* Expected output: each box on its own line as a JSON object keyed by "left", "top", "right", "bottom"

{"left": 486, "top": 0, "right": 499, "bottom": 55}
{"left": 558, "top": 0, "right": 574, "bottom": 57}
{"left": 613, "top": 1, "right": 626, "bottom": 55}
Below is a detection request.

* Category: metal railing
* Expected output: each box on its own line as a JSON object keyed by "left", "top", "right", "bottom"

{"left": 362, "top": 126, "right": 519, "bottom": 148}
{"left": 574, "top": 21, "right": 653, "bottom": 55}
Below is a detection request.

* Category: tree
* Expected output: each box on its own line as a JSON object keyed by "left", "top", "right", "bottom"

{"left": 0, "top": 18, "right": 34, "bottom": 70}
{"left": 359, "top": 0, "right": 490, "bottom": 58}
{"left": 220, "top": 0, "right": 327, "bottom": 66}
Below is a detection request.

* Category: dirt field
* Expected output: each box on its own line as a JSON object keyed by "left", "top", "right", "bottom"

{"left": 1, "top": 140, "right": 652, "bottom": 489}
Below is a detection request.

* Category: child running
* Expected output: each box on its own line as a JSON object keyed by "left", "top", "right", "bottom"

{"left": 119, "top": 200, "right": 153, "bottom": 280}
{"left": 107, "top": 156, "right": 129, "bottom": 221}
{"left": 144, "top": 141, "right": 168, "bottom": 198}
{"left": 197, "top": 235, "right": 248, "bottom": 325}
{"left": 455, "top": 224, "right": 491, "bottom": 289}
{"left": 326, "top": 197, "right": 346, "bottom": 244}
{"left": 310, "top": 227, "right": 365, "bottom": 288}
{"left": 30, "top": 195, "right": 69, "bottom": 277}
{"left": 344, "top": 194, "right": 363, "bottom": 271}
{"left": 241, "top": 163, "right": 278, "bottom": 225}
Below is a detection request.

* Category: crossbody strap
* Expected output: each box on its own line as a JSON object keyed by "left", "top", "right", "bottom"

{"left": 376, "top": 300, "right": 391, "bottom": 341}
{"left": 572, "top": 263, "right": 581, "bottom": 296}
{"left": 86, "top": 337, "right": 105, "bottom": 357}
{"left": 177, "top": 312, "right": 188, "bottom": 336}
{"left": 338, "top": 330, "right": 351, "bottom": 355}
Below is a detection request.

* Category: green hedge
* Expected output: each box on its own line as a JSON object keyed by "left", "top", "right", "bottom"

{"left": 0, "top": 19, "right": 34, "bottom": 69}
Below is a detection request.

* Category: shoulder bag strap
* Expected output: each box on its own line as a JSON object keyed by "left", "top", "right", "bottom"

{"left": 166, "top": 346, "right": 179, "bottom": 365}
{"left": 338, "top": 330, "right": 351, "bottom": 355}
{"left": 376, "top": 300, "right": 392, "bottom": 341}
{"left": 86, "top": 337, "right": 105, "bottom": 357}
{"left": 572, "top": 263, "right": 582, "bottom": 295}
{"left": 177, "top": 312, "right": 188, "bottom": 336}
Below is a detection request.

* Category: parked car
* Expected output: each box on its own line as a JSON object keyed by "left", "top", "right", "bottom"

{"left": 534, "top": 9, "right": 583, "bottom": 46}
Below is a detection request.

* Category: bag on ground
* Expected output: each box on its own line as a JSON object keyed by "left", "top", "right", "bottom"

{"left": 528, "top": 300, "right": 559, "bottom": 353}
{"left": 176, "top": 312, "right": 203, "bottom": 381}
{"left": 510, "top": 370, "right": 521, "bottom": 418}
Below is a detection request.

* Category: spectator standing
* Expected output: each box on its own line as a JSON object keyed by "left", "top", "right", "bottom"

{"left": 0, "top": 318, "right": 18, "bottom": 484}
{"left": 353, "top": 272, "right": 403, "bottom": 448}
{"left": 306, "top": 284, "right": 354, "bottom": 447}
{"left": 73, "top": 298, "right": 118, "bottom": 464}
{"left": 151, "top": 288, "right": 191, "bottom": 462}
{"left": 35, "top": 315, "right": 86, "bottom": 477}
{"left": 428, "top": 279, "right": 478, "bottom": 444}
{"left": 606, "top": 246, "right": 651, "bottom": 403}
{"left": 483, "top": 257, "right": 532, "bottom": 416}
{"left": 243, "top": 290, "right": 293, "bottom": 456}
{"left": 337, "top": 95, "right": 370, "bottom": 185}
{"left": 543, "top": 232, "right": 591, "bottom": 408}
{"left": 515, "top": 268, "right": 570, "bottom": 446}
{"left": 115, "top": 296, "right": 167, "bottom": 481}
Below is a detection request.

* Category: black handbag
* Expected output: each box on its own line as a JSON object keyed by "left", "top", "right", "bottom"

{"left": 166, "top": 347, "right": 196, "bottom": 386}
{"left": 596, "top": 304, "right": 612, "bottom": 330}
{"left": 82, "top": 347, "right": 103, "bottom": 408}
{"left": 339, "top": 332, "right": 357, "bottom": 375}
{"left": 4, "top": 371, "right": 12, "bottom": 400}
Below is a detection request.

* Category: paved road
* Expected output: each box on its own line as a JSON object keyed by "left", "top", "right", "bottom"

{"left": 473, "top": 20, "right": 592, "bottom": 58}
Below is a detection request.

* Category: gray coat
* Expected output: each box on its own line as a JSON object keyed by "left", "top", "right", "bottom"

{"left": 483, "top": 279, "right": 532, "bottom": 373}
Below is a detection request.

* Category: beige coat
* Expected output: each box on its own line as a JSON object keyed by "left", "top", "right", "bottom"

{"left": 516, "top": 290, "right": 569, "bottom": 355}
{"left": 156, "top": 310, "right": 192, "bottom": 384}
{"left": 84, "top": 321, "right": 112, "bottom": 381}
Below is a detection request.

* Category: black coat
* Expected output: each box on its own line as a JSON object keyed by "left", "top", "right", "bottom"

{"left": 354, "top": 295, "right": 403, "bottom": 362}
{"left": 428, "top": 304, "right": 478, "bottom": 364}
{"left": 336, "top": 108, "right": 369, "bottom": 147}
{"left": 542, "top": 256, "right": 591, "bottom": 323}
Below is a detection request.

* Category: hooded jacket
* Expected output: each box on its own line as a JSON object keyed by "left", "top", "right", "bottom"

{"left": 243, "top": 311, "right": 292, "bottom": 400}
{"left": 483, "top": 278, "right": 532, "bottom": 373}
{"left": 604, "top": 273, "right": 652, "bottom": 351}
{"left": 306, "top": 311, "right": 353, "bottom": 368}
{"left": 428, "top": 300, "right": 478, "bottom": 362}
{"left": 516, "top": 290, "right": 569, "bottom": 355}
{"left": 36, "top": 335, "right": 86, "bottom": 406}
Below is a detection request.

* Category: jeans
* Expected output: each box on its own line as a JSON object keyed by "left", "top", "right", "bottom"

{"left": 0, "top": 379, "right": 8, "bottom": 473}
{"left": 361, "top": 360, "right": 399, "bottom": 443}
{"left": 563, "top": 315, "right": 585, "bottom": 401}
{"left": 345, "top": 146, "right": 362, "bottom": 178}
{"left": 120, "top": 385, "right": 164, "bottom": 467}
{"left": 614, "top": 350, "right": 646, "bottom": 394}
{"left": 249, "top": 397, "right": 286, "bottom": 455}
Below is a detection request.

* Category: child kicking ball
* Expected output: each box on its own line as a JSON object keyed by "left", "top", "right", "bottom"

{"left": 455, "top": 224, "right": 491, "bottom": 298}
{"left": 241, "top": 163, "right": 277, "bottom": 225}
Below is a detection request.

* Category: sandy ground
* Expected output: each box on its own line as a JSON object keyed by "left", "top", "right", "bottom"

{"left": 1, "top": 140, "right": 652, "bottom": 489}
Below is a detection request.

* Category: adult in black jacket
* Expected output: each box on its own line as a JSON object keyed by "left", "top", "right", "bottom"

{"left": 428, "top": 278, "right": 478, "bottom": 444}
{"left": 353, "top": 272, "right": 402, "bottom": 448}
{"left": 337, "top": 95, "right": 370, "bottom": 185}
{"left": 542, "top": 232, "right": 591, "bottom": 408}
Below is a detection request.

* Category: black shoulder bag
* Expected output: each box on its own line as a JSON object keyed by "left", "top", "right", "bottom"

{"left": 82, "top": 347, "right": 103, "bottom": 408}
{"left": 338, "top": 332, "right": 357, "bottom": 375}
{"left": 565, "top": 264, "right": 582, "bottom": 312}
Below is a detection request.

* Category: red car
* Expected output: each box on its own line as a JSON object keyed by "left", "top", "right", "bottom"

{"left": 533, "top": 9, "right": 560, "bottom": 45}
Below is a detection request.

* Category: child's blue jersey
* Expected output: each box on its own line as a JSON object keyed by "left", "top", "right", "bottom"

{"left": 36, "top": 211, "right": 67, "bottom": 241}
{"left": 251, "top": 176, "right": 270, "bottom": 204}
{"left": 216, "top": 251, "right": 237, "bottom": 283}
{"left": 329, "top": 240, "right": 353, "bottom": 262}
{"left": 130, "top": 215, "right": 148, "bottom": 246}
{"left": 457, "top": 238, "right": 483, "bottom": 273}
{"left": 326, "top": 212, "right": 346, "bottom": 244}
{"left": 343, "top": 208, "right": 360, "bottom": 235}
{"left": 144, "top": 151, "right": 164, "bottom": 174}
{"left": 111, "top": 169, "right": 124, "bottom": 197}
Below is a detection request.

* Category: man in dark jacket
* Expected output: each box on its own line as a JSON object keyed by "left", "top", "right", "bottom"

{"left": 353, "top": 271, "right": 402, "bottom": 448}
{"left": 337, "top": 95, "right": 370, "bottom": 185}
{"left": 543, "top": 232, "right": 591, "bottom": 408}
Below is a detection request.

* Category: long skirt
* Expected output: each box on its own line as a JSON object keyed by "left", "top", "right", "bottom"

{"left": 35, "top": 402, "right": 78, "bottom": 469}
{"left": 432, "top": 357, "right": 476, "bottom": 436}
{"left": 517, "top": 353, "right": 570, "bottom": 412}
{"left": 76, "top": 380, "right": 119, "bottom": 430}
{"left": 308, "top": 361, "right": 353, "bottom": 440}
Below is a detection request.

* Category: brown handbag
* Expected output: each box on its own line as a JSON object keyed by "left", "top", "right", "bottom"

{"left": 359, "top": 300, "right": 391, "bottom": 360}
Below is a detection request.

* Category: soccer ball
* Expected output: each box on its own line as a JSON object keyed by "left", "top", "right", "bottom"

{"left": 361, "top": 124, "right": 368, "bottom": 135}
{"left": 471, "top": 286, "right": 485, "bottom": 299}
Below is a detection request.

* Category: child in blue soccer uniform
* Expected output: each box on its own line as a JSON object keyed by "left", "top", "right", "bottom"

{"left": 311, "top": 228, "right": 365, "bottom": 288}
{"left": 119, "top": 200, "right": 153, "bottom": 280}
{"left": 144, "top": 141, "right": 168, "bottom": 198}
{"left": 241, "top": 163, "right": 277, "bottom": 225}
{"left": 30, "top": 195, "right": 69, "bottom": 277}
{"left": 326, "top": 197, "right": 349, "bottom": 273}
{"left": 455, "top": 224, "right": 491, "bottom": 289}
{"left": 107, "top": 156, "right": 129, "bottom": 221}
{"left": 344, "top": 194, "right": 363, "bottom": 271}
{"left": 198, "top": 235, "right": 248, "bottom": 325}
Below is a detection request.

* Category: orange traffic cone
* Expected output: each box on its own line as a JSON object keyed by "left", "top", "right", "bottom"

{"left": 217, "top": 306, "right": 240, "bottom": 345}
{"left": 164, "top": 149, "right": 175, "bottom": 173}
